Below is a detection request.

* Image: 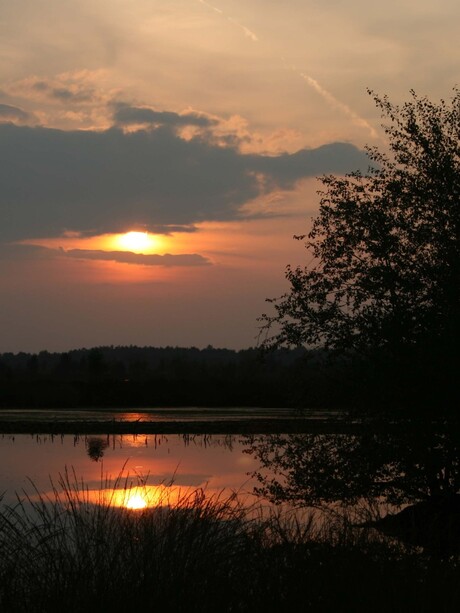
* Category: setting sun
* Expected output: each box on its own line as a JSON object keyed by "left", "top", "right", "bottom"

{"left": 118, "top": 231, "right": 157, "bottom": 253}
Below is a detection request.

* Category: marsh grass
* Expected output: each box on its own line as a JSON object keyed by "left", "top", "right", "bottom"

{"left": 0, "top": 472, "right": 459, "bottom": 613}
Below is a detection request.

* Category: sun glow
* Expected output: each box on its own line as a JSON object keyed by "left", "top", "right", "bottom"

{"left": 19, "top": 230, "right": 169, "bottom": 255}
{"left": 125, "top": 492, "right": 148, "bottom": 510}
{"left": 90, "top": 485, "right": 199, "bottom": 510}
{"left": 117, "top": 231, "right": 158, "bottom": 253}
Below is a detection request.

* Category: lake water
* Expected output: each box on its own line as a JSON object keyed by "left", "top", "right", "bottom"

{"left": 0, "top": 406, "right": 335, "bottom": 423}
{"left": 0, "top": 432, "right": 265, "bottom": 510}
{"left": 0, "top": 408, "right": 335, "bottom": 512}
{"left": 0, "top": 408, "right": 336, "bottom": 512}
{"left": 2, "top": 417, "right": 453, "bottom": 557}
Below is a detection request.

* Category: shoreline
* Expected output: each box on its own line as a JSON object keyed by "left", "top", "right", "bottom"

{"left": 0, "top": 417, "right": 358, "bottom": 435}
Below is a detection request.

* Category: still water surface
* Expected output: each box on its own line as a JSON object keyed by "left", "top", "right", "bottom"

{"left": 0, "top": 433, "right": 263, "bottom": 509}
{"left": 0, "top": 406, "right": 331, "bottom": 423}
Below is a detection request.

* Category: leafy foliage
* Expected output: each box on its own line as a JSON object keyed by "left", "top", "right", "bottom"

{"left": 261, "top": 90, "right": 460, "bottom": 363}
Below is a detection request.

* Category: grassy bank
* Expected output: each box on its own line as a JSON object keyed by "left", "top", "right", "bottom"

{"left": 0, "top": 416, "right": 359, "bottom": 436}
{"left": 1, "top": 415, "right": 453, "bottom": 436}
{"left": 1, "top": 473, "right": 459, "bottom": 612}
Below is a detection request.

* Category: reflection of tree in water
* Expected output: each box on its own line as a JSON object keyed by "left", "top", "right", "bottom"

{"left": 244, "top": 427, "right": 460, "bottom": 553}
{"left": 244, "top": 428, "right": 460, "bottom": 507}
{"left": 86, "top": 436, "right": 109, "bottom": 462}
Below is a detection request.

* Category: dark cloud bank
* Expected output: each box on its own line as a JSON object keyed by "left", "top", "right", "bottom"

{"left": 65, "top": 248, "right": 209, "bottom": 266}
{"left": 112, "top": 103, "right": 216, "bottom": 128}
{"left": 0, "top": 103, "right": 30, "bottom": 123}
{"left": 0, "top": 243, "right": 209, "bottom": 267}
{"left": 0, "top": 122, "right": 370, "bottom": 241}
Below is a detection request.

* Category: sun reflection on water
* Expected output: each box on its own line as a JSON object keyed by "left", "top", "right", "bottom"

{"left": 91, "top": 484, "right": 198, "bottom": 511}
{"left": 125, "top": 492, "right": 148, "bottom": 510}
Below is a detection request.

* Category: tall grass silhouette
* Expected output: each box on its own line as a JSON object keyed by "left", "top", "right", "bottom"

{"left": 1, "top": 469, "right": 459, "bottom": 612}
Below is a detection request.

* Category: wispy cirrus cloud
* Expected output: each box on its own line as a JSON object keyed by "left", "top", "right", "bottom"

{"left": 32, "top": 80, "right": 96, "bottom": 104}
{"left": 9, "top": 72, "right": 110, "bottom": 107}
{"left": 3, "top": 71, "right": 118, "bottom": 130}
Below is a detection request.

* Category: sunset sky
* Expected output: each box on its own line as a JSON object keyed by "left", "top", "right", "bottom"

{"left": 1, "top": 0, "right": 458, "bottom": 352}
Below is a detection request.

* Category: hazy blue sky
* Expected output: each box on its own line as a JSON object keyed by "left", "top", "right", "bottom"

{"left": 1, "top": 0, "right": 458, "bottom": 352}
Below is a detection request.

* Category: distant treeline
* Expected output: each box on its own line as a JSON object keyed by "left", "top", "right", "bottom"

{"left": 0, "top": 345, "right": 454, "bottom": 412}
{"left": 0, "top": 345, "right": 328, "bottom": 409}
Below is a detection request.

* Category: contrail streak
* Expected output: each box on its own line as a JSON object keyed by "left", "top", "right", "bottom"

{"left": 196, "top": 1, "right": 377, "bottom": 139}
{"left": 294, "top": 67, "right": 379, "bottom": 139}
{"left": 198, "top": 0, "right": 258, "bottom": 42}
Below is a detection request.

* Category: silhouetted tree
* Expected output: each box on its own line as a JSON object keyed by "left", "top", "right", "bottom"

{"left": 260, "top": 90, "right": 460, "bottom": 409}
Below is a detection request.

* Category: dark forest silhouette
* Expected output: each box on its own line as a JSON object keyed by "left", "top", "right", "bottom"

{"left": 1, "top": 343, "right": 457, "bottom": 411}
{"left": 1, "top": 343, "right": 448, "bottom": 410}
{"left": 0, "top": 345, "right": 312, "bottom": 409}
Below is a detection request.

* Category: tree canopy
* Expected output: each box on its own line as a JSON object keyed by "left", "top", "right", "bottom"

{"left": 260, "top": 89, "right": 460, "bottom": 409}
